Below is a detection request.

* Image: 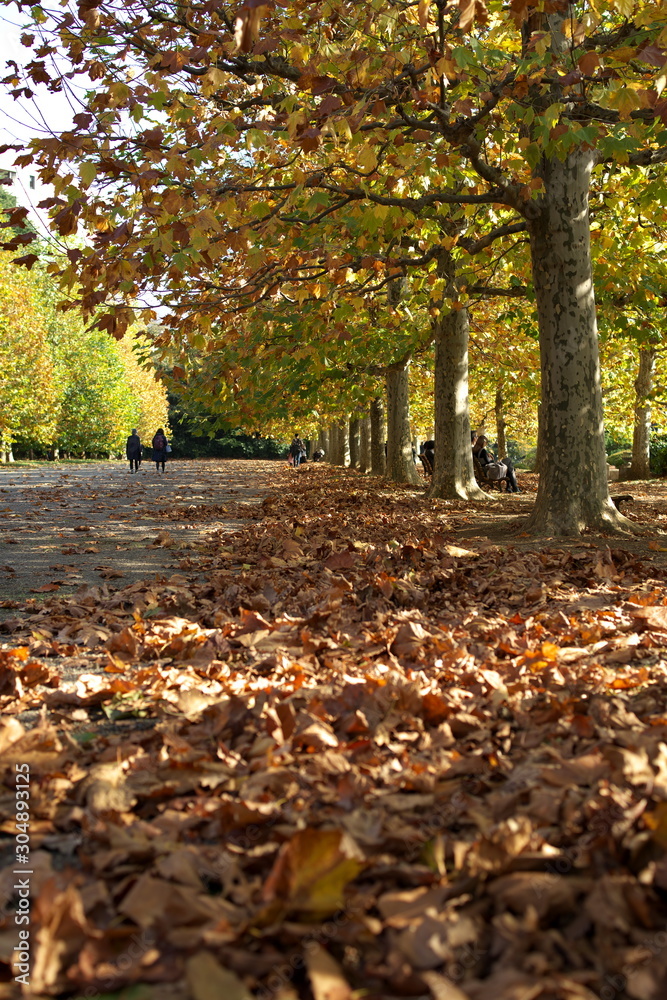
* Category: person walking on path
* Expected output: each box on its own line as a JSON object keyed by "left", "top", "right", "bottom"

{"left": 289, "top": 433, "right": 305, "bottom": 468}
{"left": 126, "top": 429, "right": 142, "bottom": 473}
{"left": 152, "top": 428, "right": 169, "bottom": 473}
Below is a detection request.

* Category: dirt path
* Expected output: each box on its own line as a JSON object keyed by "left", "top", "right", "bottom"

{"left": 0, "top": 459, "right": 281, "bottom": 611}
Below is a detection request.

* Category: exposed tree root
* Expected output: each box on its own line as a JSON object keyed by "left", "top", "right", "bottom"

{"left": 522, "top": 497, "right": 645, "bottom": 538}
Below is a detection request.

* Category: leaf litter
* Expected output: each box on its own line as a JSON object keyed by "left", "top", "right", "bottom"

{"left": 2, "top": 465, "right": 667, "bottom": 997}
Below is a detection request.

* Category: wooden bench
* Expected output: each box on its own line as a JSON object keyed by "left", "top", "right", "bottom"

{"left": 419, "top": 453, "right": 433, "bottom": 476}
{"left": 473, "top": 455, "right": 509, "bottom": 492}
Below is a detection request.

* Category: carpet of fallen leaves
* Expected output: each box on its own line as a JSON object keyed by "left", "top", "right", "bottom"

{"left": 4, "top": 464, "right": 667, "bottom": 1000}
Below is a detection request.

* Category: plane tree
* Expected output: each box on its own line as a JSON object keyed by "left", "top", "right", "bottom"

{"left": 4, "top": 0, "right": 667, "bottom": 532}
{"left": 2, "top": 1, "right": 538, "bottom": 500}
{"left": 588, "top": 167, "right": 667, "bottom": 478}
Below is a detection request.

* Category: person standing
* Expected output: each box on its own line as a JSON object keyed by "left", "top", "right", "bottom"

{"left": 152, "top": 427, "right": 169, "bottom": 473}
{"left": 126, "top": 428, "right": 142, "bottom": 473}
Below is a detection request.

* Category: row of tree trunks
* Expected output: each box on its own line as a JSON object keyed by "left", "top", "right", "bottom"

{"left": 322, "top": 270, "right": 651, "bottom": 520}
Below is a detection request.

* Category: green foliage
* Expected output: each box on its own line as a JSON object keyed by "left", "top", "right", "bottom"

{"left": 650, "top": 436, "right": 667, "bottom": 477}
{"left": 516, "top": 447, "right": 537, "bottom": 472}
{"left": 605, "top": 430, "right": 632, "bottom": 457}
{"left": 0, "top": 250, "right": 169, "bottom": 458}
{"left": 607, "top": 449, "right": 632, "bottom": 468}
{"left": 0, "top": 250, "right": 60, "bottom": 448}
{"left": 168, "top": 394, "right": 286, "bottom": 458}
{"left": 55, "top": 328, "right": 135, "bottom": 455}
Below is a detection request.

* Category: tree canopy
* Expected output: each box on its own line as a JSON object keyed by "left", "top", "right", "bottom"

{"left": 2, "top": 0, "right": 667, "bottom": 529}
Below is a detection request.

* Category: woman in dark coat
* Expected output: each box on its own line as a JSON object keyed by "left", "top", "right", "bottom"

{"left": 126, "top": 429, "right": 142, "bottom": 473}
{"left": 152, "top": 427, "right": 169, "bottom": 473}
{"left": 473, "top": 435, "right": 520, "bottom": 493}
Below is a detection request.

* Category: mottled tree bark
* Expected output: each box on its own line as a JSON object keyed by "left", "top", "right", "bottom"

{"left": 359, "top": 413, "right": 371, "bottom": 473}
{"left": 495, "top": 383, "right": 507, "bottom": 460}
{"left": 348, "top": 417, "right": 360, "bottom": 469}
{"left": 524, "top": 148, "right": 626, "bottom": 535}
{"left": 329, "top": 422, "right": 348, "bottom": 466}
{"left": 428, "top": 280, "right": 485, "bottom": 500}
{"left": 534, "top": 402, "right": 543, "bottom": 477}
{"left": 318, "top": 427, "right": 329, "bottom": 459}
{"left": 630, "top": 345, "right": 656, "bottom": 480}
{"left": 385, "top": 362, "right": 422, "bottom": 485}
{"left": 369, "top": 397, "right": 386, "bottom": 475}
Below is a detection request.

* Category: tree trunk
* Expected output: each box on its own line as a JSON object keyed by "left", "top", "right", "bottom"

{"left": 318, "top": 427, "right": 329, "bottom": 459}
{"left": 359, "top": 413, "right": 371, "bottom": 473}
{"left": 385, "top": 362, "right": 422, "bottom": 485}
{"left": 370, "top": 397, "right": 386, "bottom": 475}
{"left": 524, "top": 148, "right": 625, "bottom": 535}
{"left": 328, "top": 423, "right": 338, "bottom": 464}
{"left": 330, "top": 419, "right": 349, "bottom": 466}
{"left": 535, "top": 402, "right": 543, "bottom": 476}
{"left": 428, "top": 299, "right": 486, "bottom": 500}
{"left": 630, "top": 345, "right": 656, "bottom": 480}
{"left": 329, "top": 423, "right": 340, "bottom": 465}
{"left": 495, "top": 382, "right": 507, "bottom": 460}
{"left": 348, "top": 417, "right": 360, "bottom": 469}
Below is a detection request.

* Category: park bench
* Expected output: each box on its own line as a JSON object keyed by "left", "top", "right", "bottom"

{"left": 473, "top": 454, "right": 510, "bottom": 492}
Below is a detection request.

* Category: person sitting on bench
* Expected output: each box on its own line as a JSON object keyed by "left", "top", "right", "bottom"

{"left": 473, "top": 435, "right": 521, "bottom": 493}
{"left": 419, "top": 439, "right": 435, "bottom": 475}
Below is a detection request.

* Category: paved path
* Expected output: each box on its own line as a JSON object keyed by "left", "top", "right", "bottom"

{"left": 0, "top": 459, "right": 281, "bottom": 612}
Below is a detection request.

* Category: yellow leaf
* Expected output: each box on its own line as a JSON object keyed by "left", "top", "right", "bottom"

{"left": 358, "top": 144, "right": 378, "bottom": 172}
{"left": 79, "top": 161, "right": 97, "bottom": 188}
{"left": 542, "top": 103, "right": 562, "bottom": 129}
{"left": 201, "top": 68, "right": 228, "bottom": 96}
{"left": 611, "top": 86, "right": 642, "bottom": 119}
{"left": 259, "top": 827, "right": 364, "bottom": 920}
{"left": 611, "top": 0, "right": 634, "bottom": 18}
{"left": 534, "top": 32, "right": 551, "bottom": 55}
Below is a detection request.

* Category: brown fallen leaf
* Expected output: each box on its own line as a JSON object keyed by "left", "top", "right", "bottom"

{"left": 629, "top": 605, "right": 667, "bottom": 631}
{"left": 305, "top": 943, "right": 353, "bottom": 1000}
{"left": 186, "top": 951, "right": 253, "bottom": 1000}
